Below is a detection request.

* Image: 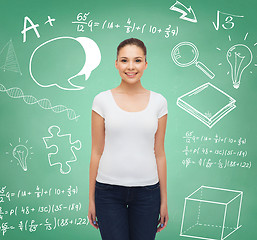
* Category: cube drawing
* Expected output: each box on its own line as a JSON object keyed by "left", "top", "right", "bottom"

{"left": 180, "top": 186, "right": 243, "bottom": 240}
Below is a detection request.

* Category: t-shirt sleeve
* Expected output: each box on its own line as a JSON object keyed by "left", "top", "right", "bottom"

{"left": 158, "top": 95, "right": 168, "bottom": 118}
{"left": 92, "top": 93, "right": 105, "bottom": 118}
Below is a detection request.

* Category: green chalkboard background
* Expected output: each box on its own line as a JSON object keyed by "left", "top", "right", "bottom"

{"left": 0, "top": 0, "right": 256, "bottom": 239}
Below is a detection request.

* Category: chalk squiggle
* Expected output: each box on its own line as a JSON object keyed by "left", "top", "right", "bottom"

{"left": 0, "top": 84, "right": 80, "bottom": 121}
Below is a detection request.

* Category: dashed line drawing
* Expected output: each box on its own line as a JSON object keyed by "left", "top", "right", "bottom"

{"left": 0, "top": 84, "right": 80, "bottom": 121}
{"left": 42, "top": 125, "right": 82, "bottom": 174}
{"left": 0, "top": 39, "right": 22, "bottom": 75}
{"left": 177, "top": 82, "right": 236, "bottom": 128}
{"left": 29, "top": 36, "right": 101, "bottom": 90}
{"left": 180, "top": 186, "right": 243, "bottom": 240}
{"left": 226, "top": 44, "right": 252, "bottom": 89}
{"left": 169, "top": 1, "right": 197, "bottom": 23}
{"left": 244, "top": 33, "right": 248, "bottom": 41}
{"left": 6, "top": 138, "right": 33, "bottom": 171}
{"left": 171, "top": 42, "right": 215, "bottom": 79}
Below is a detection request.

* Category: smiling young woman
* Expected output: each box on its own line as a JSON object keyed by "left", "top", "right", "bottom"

{"left": 115, "top": 41, "right": 147, "bottom": 86}
{"left": 88, "top": 38, "right": 169, "bottom": 240}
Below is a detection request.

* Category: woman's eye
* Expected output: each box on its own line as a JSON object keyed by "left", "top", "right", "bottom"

{"left": 136, "top": 59, "right": 141, "bottom": 62}
{"left": 121, "top": 59, "right": 127, "bottom": 62}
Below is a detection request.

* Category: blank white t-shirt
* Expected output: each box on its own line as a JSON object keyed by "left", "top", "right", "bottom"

{"left": 92, "top": 89, "right": 168, "bottom": 187}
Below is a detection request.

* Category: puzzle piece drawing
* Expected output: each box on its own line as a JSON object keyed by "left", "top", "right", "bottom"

{"left": 42, "top": 125, "right": 81, "bottom": 174}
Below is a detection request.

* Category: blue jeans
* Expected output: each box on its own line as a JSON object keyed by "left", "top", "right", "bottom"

{"left": 95, "top": 181, "right": 161, "bottom": 240}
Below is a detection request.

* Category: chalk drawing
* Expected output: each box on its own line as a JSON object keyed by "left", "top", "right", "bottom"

{"left": 0, "top": 39, "right": 22, "bottom": 75}
{"left": 42, "top": 126, "right": 82, "bottom": 174}
{"left": 243, "top": 33, "right": 248, "bottom": 41}
{"left": 212, "top": 11, "right": 244, "bottom": 31}
{"left": 72, "top": 12, "right": 179, "bottom": 38}
{"left": 44, "top": 16, "right": 56, "bottom": 26}
{"left": 226, "top": 44, "right": 252, "bottom": 89}
{"left": 29, "top": 36, "right": 101, "bottom": 90}
{"left": 0, "top": 84, "right": 80, "bottom": 121}
{"left": 180, "top": 186, "right": 243, "bottom": 240}
{"left": 170, "top": 1, "right": 197, "bottom": 23}
{"left": 177, "top": 82, "right": 236, "bottom": 128}
{"left": 171, "top": 42, "right": 215, "bottom": 79}
{"left": 6, "top": 138, "right": 33, "bottom": 171}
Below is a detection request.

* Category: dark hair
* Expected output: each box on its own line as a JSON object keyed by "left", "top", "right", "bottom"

{"left": 117, "top": 38, "right": 147, "bottom": 60}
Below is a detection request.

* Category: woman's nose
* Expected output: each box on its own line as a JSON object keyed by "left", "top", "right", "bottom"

{"left": 127, "top": 61, "right": 135, "bottom": 69}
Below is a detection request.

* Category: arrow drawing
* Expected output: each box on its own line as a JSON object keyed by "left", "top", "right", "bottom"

{"left": 169, "top": 1, "right": 197, "bottom": 23}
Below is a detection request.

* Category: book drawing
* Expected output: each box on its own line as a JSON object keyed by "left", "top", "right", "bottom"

{"left": 177, "top": 82, "right": 236, "bottom": 128}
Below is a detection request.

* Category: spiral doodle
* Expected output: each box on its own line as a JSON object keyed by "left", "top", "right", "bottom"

{"left": 0, "top": 84, "right": 80, "bottom": 121}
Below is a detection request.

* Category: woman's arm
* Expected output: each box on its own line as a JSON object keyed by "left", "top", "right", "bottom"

{"left": 154, "top": 114, "right": 169, "bottom": 232}
{"left": 88, "top": 110, "right": 105, "bottom": 229}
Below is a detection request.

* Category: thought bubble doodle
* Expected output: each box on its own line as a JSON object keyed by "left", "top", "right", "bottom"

{"left": 29, "top": 36, "right": 101, "bottom": 90}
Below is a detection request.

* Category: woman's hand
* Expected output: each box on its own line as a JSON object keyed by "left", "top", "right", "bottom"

{"left": 88, "top": 201, "right": 99, "bottom": 230}
{"left": 157, "top": 202, "right": 169, "bottom": 233}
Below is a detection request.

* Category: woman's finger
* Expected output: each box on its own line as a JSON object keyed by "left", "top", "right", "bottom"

{"left": 157, "top": 215, "right": 169, "bottom": 233}
{"left": 156, "top": 216, "right": 165, "bottom": 232}
{"left": 88, "top": 213, "right": 99, "bottom": 229}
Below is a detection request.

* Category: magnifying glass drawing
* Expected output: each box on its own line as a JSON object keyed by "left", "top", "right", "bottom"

{"left": 171, "top": 42, "right": 215, "bottom": 79}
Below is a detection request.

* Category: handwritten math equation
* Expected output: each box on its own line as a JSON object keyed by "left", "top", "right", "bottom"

{"left": 182, "top": 146, "right": 247, "bottom": 158}
{"left": 0, "top": 202, "right": 81, "bottom": 220}
{"left": 21, "top": 13, "right": 178, "bottom": 43}
{"left": 182, "top": 158, "right": 251, "bottom": 169}
{"left": 0, "top": 185, "right": 84, "bottom": 237}
{"left": 181, "top": 131, "right": 250, "bottom": 170}
{"left": 183, "top": 131, "right": 247, "bottom": 145}
{"left": 0, "top": 216, "right": 89, "bottom": 236}
{"left": 21, "top": 9, "right": 244, "bottom": 43}
{"left": 0, "top": 185, "right": 78, "bottom": 203}
{"left": 72, "top": 12, "right": 179, "bottom": 39}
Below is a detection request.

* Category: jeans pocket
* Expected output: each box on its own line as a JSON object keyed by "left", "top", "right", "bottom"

{"left": 95, "top": 181, "right": 114, "bottom": 190}
{"left": 143, "top": 182, "right": 160, "bottom": 191}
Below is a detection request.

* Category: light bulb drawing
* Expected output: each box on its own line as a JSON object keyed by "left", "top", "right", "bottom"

{"left": 6, "top": 138, "right": 33, "bottom": 171}
{"left": 12, "top": 145, "right": 28, "bottom": 171}
{"left": 217, "top": 33, "right": 256, "bottom": 88}
{"left": 226, "top": 44, "right": 252, "bottom": 89}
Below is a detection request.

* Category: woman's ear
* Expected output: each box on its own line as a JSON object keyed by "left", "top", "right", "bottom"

{"left": 115, "top": 59, "right": 118, "bottom": 69}
{"left": 145, "top": 60, "right": 148, "bottom": 70}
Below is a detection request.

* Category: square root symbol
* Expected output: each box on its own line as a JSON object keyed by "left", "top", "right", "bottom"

{"left": 180, "top": 186, "right": 243, "bottom": 240}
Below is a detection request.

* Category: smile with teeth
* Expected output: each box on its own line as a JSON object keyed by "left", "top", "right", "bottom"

{"left": 126, "top": 72, "right": 137, "bottom": 77}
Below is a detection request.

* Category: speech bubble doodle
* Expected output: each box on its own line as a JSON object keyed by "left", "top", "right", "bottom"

{"left": 75, "top": 37, "right": 102, "bottom": 81}
{"left": 29, "top": 36, "right": 101, "bottom": 90}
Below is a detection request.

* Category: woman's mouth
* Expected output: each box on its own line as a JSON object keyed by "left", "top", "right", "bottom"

{"left": 125, "top": 72, "right": 137, "bottom": 77}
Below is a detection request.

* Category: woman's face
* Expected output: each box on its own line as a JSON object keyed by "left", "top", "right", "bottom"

{"left": 115, "top": 44, "right": 148, "bottom": 84}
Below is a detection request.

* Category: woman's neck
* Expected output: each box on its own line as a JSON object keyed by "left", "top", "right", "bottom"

{"left": 114, "top": 80, "right": 147, "bottom": 94}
